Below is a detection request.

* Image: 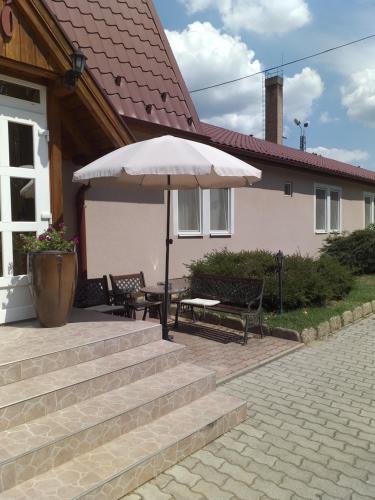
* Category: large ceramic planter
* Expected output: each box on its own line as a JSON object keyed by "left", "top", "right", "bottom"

{"left": 28, "top": 251, "right": 78, "bottom": 327}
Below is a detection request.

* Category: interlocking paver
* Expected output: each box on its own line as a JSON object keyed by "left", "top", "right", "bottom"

{"left": 128, "top": 316, "right": 375, "bottom": 499}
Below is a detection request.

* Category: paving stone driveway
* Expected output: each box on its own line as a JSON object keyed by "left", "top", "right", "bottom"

{"left": 128, "top": 317, "right": 375, "bottom": 500}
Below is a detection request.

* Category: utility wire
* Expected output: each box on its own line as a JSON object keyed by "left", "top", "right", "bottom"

{"left": 189, "top": 33, "right": 375, "bottom": 93}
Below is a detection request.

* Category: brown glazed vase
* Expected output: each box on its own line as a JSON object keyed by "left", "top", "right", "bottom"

{"left": 28, "top": 251, "right": 78, "bottom": 327}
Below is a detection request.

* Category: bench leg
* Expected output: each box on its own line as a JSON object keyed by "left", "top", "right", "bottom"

{"left": 142, "top": 307, "right": 148, "bottom": 321}
{"left": 174, "top": 302, "right": 180, "bottom": 329}
{"left": 243, "top": 316, "right": 250, "bottom": 345}
{"left": 259, "top": 312, "right": 264, "bottom": 338}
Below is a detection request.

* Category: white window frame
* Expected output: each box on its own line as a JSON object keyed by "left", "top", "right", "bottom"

{"left": 173, "top": 189, "right": 203, "bottom": 237}
{"left": 363, "top": 192, "right": 375, "bottom": 228}
{"left": 314, "top": 183, "right": 342, "bottom": 234}
{"left": 173, "top": 188, "right": 234, "bottom": 237}
{"left": 208, "top": 188, "right": 234, "bottom": 236}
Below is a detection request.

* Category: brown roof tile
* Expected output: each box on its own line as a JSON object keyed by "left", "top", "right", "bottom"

{"left": 201, "top": 122, "right": 375, "bottom": 185}
{"left": 42, "top": 0, "right": 201, "bottom": 133}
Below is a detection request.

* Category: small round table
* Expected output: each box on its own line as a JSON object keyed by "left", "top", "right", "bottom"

{"left": 140, "top": 279, "right": 190, "bottom": 329}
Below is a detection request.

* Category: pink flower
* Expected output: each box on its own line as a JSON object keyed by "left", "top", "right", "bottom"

{"left": 38, "top": 234, "right": 46, "bottom": 241}
{"left": 47, "top": 226, "right": 54, "bottom": 233}
{"left": 58, "top": 222, "right": 65, "bottom": 229}
{"left": 72, "top": 236, "right": 79, "bottom": 245}
{"left": 45, "top": 235, "right": 52, "bottom": 241}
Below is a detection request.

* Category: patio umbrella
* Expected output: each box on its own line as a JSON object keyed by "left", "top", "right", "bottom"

{"left": 73, "top": 134, "right": 262, "bottom": 340}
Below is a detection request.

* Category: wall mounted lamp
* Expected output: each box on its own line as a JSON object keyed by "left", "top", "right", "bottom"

{"left": 65, "top": 47, "right": 87, "bottom": 88}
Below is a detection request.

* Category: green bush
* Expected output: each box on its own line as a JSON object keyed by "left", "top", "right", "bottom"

{"left": 187, "top": 249, "right": 353, "bottom": 311}
{"left": 321, "top": 226, "right": 375, "bottom": 274}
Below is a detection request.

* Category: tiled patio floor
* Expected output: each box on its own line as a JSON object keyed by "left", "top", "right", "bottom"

{"left": 172, "top": 329, "right": 303, "bottom": 383}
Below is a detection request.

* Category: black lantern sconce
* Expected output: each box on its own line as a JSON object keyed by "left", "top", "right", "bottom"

{"left": 65, "top": 47, "right": 87, "bottom": 88}
{"left": 275, "top": 250, "right": 284, "bottom": 314}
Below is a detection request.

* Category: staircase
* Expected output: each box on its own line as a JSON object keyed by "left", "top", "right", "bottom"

{"left": 0, "top": 313, "right": 246, "bottom": 499}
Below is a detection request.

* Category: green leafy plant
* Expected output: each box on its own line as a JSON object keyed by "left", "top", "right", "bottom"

{"left": 321, "top": 225, "right": 375, "bottom": 274}
{"left": 19, "top": 223, "right": 78, "bottom": 253}
{"left": 187, "top": 249, "right": 353, "bottom": 311}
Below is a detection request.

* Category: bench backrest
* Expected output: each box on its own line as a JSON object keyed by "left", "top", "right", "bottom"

{"left": 191, "top": 274, "right": 264, "bottom": 307}
{"left": 74, "top": 276, "right": 110, "bottom": 308}
{"left": 109, "top": 272, "right": 146, "bottom": 295}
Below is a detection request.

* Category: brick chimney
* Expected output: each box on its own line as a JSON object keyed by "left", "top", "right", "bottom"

{"left": 265, "top": 75, "right": 283, "bottom": 144}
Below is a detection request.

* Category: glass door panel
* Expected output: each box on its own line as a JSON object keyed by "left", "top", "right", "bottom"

{"left": 11, "top": 178, "right": 36, "bottom": 221}
{"left": 8, "top": 122, "right": 34, "bottom": 168}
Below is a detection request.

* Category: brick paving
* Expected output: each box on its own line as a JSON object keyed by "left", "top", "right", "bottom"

{"left": 172, "top": 330, "right": 302, "bottom": 382}
{"left": 127, "top": 316, "right": 375, "bottom": 499}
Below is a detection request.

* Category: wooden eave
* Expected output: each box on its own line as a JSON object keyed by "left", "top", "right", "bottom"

{"left": 14, "top": 0, "right": 134, "bottom": 149}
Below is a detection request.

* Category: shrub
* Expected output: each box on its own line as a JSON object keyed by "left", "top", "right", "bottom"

{"left": 187, "top": 249, "right": 353, "bottom": 311}
{"left": 321, "top": 226, "right": 375, "bottom": 274}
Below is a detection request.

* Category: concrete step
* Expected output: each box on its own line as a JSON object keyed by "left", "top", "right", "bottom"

{"left": 0, "top": 391, "right": 247, "bottom": 499}
{"left": 0, "top": 340, "right": 185, "bottom": 431}
{"left": 0, "top": 363, "right": 215, "bottom": 492}
{"left": 0, "top": 314, "right": 161, "bottom": 387}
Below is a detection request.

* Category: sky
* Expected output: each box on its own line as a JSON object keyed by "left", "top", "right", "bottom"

{"left": 153, "top": 0, "right": 375, "bottom": 170}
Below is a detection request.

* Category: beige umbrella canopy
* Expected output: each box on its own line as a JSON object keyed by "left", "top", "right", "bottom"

{"left": 73, "top": 135, "right": 262, "bottom": 339}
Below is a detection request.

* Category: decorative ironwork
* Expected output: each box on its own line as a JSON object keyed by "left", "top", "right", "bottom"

{"left": 175, "top": 274, "right": 265, "bottom": 344}
{"left": 74, "top": 276, "right": 110, "bottom": 308}
{"left": 109, "top": 272, "right": 162, "bottom": 321}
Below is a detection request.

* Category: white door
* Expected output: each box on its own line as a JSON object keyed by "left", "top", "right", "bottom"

{"left": 0, "top": 75, "right": 50, "bottom": 323}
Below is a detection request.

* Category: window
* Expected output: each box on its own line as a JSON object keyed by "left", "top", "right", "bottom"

{"left": 177, "top": 189, "right": 201, "bottom": 234}
{"left": 210, "top": 188, "right": 230, "bottom": 234}
{"left": 364, "top": 193, "right": 375, "bottom": 227}
{"left": 0, "top": 80, "right": 40, "bottom": 103}
{"left": 315, "top": 184, "right": 341, "bottom": 233}
{"left": 284, "top": 182, "right": 292, "bottom": 196}
{"left": 175, "top": 188, "right": 233, "bottom": 236}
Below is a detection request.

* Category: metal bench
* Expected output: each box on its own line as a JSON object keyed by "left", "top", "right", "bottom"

{"left": 109, "top": 272, "right": 163, "bottom": 321}
{"left": 174, "top": 274, "right": 265, "bottom": 345}
{"left": 74, "top": 276, "right": 125, "bottom": 315}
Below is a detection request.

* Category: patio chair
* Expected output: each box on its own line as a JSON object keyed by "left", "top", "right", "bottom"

{"left": 109, "top": 272, "right": 163, "bottom": 321}
{"left": 74, "top": 276, "right": 125, "bottom": 315}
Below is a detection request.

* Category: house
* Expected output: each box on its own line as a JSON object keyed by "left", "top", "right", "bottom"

{"left": 1, "top": 0, "right": 375, "bottom": 324}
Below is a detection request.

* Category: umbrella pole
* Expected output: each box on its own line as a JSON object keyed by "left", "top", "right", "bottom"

{"left": 162, "top": 175, "right": 172, "bottom": 340}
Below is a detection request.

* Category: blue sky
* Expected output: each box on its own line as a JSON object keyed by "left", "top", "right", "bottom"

{"left": 153, "top": 0, "right": 375, "bottom": 169}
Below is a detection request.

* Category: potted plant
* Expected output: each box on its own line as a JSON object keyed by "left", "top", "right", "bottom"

{"left": 20, "top": 223, "right": 78, "bottom": 327}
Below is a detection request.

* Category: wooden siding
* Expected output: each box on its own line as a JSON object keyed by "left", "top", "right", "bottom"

{"left": 0, "top": 0, "right": 55, "bottom": 72}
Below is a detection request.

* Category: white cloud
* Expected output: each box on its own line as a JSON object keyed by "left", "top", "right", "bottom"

{"left": 307, "top": 146, "right": 369, "bottom": 165}
{"left": 319, "top": 111, "right": 338, "bottom": 123}
{"left": 179, "top": 0, "right": 311, "bottom": 35}
{"left": 341, "top": 69, "right": 375, "bottom": 127}
{"left": 284, "top": 68, "right": 324, "bottom": 122}
{"left": 166, "top": 22, "right": 264, "bottom": 135}
{"left": 167, "top": 22, "right": 323, "bottom": 135}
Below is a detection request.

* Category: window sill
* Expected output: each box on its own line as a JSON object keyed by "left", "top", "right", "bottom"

{"left": 210, "top": 232, "right": 232, "bottom": 238}
{"left": 177, "top": 233, "right": 203, "bottom": 239}
{"left": 315, "top": 230, "right": 341, "bottom": 235}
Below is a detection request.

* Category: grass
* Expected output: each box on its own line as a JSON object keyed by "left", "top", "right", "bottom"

{"left": 265, "top": 274, "right": 375, "bottom": 333}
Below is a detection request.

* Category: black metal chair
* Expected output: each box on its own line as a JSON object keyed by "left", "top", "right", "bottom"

{"left": 74, "top": 276, "right": 125, "bottom": 315}
{"left": 109, "top": 272, "right": 163, "bottom": 321}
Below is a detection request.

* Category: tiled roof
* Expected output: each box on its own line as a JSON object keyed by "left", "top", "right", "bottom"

{"left": 201, "top": 122, "right": 375, "bottom": 185}
{"left": 42, "top": 0, "right": 201, "bottom": 133}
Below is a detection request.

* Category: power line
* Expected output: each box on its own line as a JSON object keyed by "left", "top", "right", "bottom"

{"left": 189, "top": 33, "right": 375, "bottom": 93}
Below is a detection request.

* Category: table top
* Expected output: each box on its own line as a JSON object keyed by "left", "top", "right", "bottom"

{"left": 141, "top": 279, "right": 189, "bottom": 296}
